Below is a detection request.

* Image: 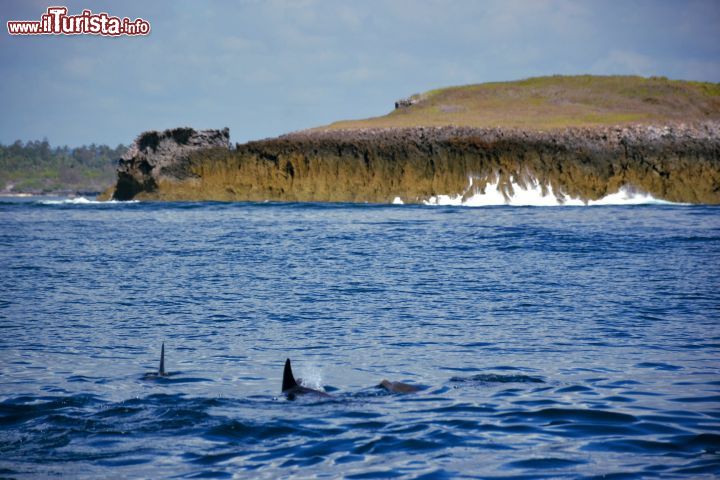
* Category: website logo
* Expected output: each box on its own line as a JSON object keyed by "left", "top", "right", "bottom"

{"left": 7, "top": 6, "right": 150, "bottom": 36}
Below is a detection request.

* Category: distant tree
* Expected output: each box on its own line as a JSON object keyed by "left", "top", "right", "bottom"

{"left": 0, "top": 139, "right": 127, "bottom": 194}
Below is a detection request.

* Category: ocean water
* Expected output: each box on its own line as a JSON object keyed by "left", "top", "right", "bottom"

{"left": 1, "top": 197, "right": 719, "bottom": 479}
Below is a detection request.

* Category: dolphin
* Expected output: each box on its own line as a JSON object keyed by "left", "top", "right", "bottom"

{"left": 159, "top": 342, "right": 166, "bottom": 376}
{"left": 282, "top": 358, "right": 331, "bottom": 400}
{"left": 143, "top": 343, "right": 169, "bottom": 379}
{"left": 377, "top": 379, "right": 421, "bottom": 394}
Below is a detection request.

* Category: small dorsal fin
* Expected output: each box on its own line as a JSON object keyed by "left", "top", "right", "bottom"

{"left": 282, "top": 358, "right": 298, "bottom": 392}
{"left": 159, "top": 343, "right": 165, "bottom": 376}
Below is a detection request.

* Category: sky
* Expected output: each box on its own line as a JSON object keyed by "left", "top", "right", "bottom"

{"left": 2, "top": 0, "right": 719, "bottom": 147}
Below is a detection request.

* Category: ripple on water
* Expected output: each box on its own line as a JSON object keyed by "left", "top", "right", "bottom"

{"left": 449, "top": 374, "right": 545, "bottom": 384}
{"left": 505, "top": 457, "right": 587, "bottom": 470}
{"left": 583, "top": 433, "right": 720, "bottom": 455}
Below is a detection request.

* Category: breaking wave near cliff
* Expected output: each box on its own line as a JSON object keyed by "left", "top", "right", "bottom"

{"left": 40, "top": 197, "right": 138, "bottom": 205}
{"left": 415, "top": 177, "right": 682, "bottom": 207}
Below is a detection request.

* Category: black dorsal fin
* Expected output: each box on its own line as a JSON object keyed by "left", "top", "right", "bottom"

{"left": 282, "top": 358, "right": 298, "bottom": 392}
{"left": 159, "top": 343, "right": 165, "bottom": 376}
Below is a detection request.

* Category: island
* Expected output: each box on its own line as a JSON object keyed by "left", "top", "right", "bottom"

{"left": 101, "top": 75, "right": 720, "bottom": 204}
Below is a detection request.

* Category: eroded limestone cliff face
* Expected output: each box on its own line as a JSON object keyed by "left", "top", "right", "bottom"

{"left": 111, "top": 127, "right": 229, "bottom": 200}
{"left": 105, "top": 123, "right": 720, "bottom": 204}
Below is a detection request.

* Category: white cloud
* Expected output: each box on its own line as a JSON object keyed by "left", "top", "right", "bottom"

{"left": 590, "top": 50, "right": 658, "bottom": 76}
{"left": 221, "top": 35, "right": 266, "bottom": 53}
{"left": 63, "top": 56, "right": 94, "bottom": 77}
{"left": 334, "top": 66, "right": 381, "bottom": 83}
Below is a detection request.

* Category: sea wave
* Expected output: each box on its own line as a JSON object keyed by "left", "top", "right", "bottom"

{"left": 40, "top": 197, "right": 139, "bottom": 205}
{"left": 422, "top": 177, "right": 683, "bottom": 207}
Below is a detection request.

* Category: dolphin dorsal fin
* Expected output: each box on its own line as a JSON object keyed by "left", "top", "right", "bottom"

{"left": 282, "top": 358, "right": 298, "bottom": 392}
{"left": 159, "top": 343, "right": 165, "bottom": 376}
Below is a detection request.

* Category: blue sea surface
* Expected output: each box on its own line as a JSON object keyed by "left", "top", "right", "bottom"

{"left": 0, "top": 197, "right": 719, "bottom": 478}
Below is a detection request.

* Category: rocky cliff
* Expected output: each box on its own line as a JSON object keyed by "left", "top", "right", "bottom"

{"left": 103, "top": 122, "right": 720, "bottom": 204}
{"left": 111, "top": 127, "right": 229, "bottom": 200}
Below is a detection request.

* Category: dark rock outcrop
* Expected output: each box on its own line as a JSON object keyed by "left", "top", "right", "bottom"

{"left": 112, "top": 127, "right": 229, "bottom": 200}
{"left": 394, "top": 94, "right": 423, "bottom": 109}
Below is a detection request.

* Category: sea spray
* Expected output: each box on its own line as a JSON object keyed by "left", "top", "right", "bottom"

{"left": 422, "top": 176, "right": 681, "bottom": 207}
{"left": 296, "top": 365, "right": 325, "bottom": 391}
{"left": 40, "top": 197, "right": 139, "bottom": 205}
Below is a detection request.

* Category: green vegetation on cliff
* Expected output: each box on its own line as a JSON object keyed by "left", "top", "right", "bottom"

{"left": 325, "top": 75, "right": 720, "bottom": 131}
{"left": 1, "top": 140, "right": 126, "bottom": 194}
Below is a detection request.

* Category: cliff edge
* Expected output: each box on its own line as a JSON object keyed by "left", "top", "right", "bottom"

{"left": 102, "top": 76, "right": 720, "bottom": 204}
{"left": 109, "top": 127, "right": 229, "bottom": 200}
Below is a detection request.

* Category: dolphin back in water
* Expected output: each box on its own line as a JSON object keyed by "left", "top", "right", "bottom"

{"left": 159, "top": 342, "right": 165, "bottom": 376}
{"left": 377, "top": 379, "right": 421, "bottom": 394}
{"left": 282, "top": 358, "right": 330, "bottom": 400}
{"left": 143, "top": 343, "right": 169, "bottom": 379}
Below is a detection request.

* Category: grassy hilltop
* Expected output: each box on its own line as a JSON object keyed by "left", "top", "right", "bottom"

{"left": 324, "top": 75, "right": 720, "bottom": 131}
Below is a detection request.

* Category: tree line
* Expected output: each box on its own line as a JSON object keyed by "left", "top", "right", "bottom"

{"left": 0, "top": 139, "right": 126, "bottom": 194}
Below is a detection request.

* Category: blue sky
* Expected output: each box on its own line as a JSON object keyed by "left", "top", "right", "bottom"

{"left": 2, "top": 0, "right": 719, "bottom": 146}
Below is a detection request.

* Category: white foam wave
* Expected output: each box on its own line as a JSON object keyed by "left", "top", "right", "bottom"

{"left": 40, "top": 197, "right": 139, "bottom": 205}
{"left": 418, "top": 177, "right": 681, "bottom": 207}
